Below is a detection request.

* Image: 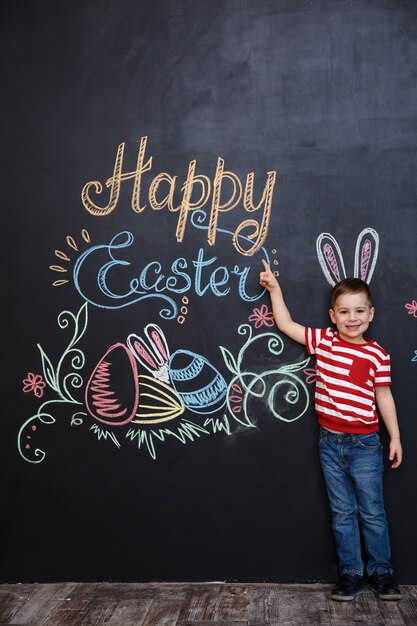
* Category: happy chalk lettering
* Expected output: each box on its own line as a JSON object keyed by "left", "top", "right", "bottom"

{"left": 81, "top": 137, "right": 277, "bottom": 257}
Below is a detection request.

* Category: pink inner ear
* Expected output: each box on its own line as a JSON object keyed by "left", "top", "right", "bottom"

{"left": 134, "top": 341, "right": 157, "bottom": 369}
{"left": 323, "top": 243, "right": 341, "bottom": 282}
{"left": 360, "top": 239, "right": 371, "bottom": 280}
{"left": 151, "top": 330, "right": 168, "bottom": 360}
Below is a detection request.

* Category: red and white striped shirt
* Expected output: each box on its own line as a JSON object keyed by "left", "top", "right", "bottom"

{"left": 305, "top": 327, "right": 391, "bottom": 434}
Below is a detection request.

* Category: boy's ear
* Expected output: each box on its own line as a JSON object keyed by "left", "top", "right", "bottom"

{"left": 329, "top": 308, "right": 336, "bottom": 324}
{"left": 369, "top": 306, "right": 375, "bottom": 321}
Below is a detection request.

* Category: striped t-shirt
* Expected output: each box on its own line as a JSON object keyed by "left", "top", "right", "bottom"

{"left": 305, "top": 327, "right": 391, "bottom": 434}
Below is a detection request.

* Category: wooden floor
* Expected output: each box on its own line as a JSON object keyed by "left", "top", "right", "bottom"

{"left": 1, "top": 582, "right": 417, "bottom": 625}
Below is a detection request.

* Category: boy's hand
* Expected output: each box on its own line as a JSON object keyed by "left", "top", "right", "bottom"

{"left": 389, "top": 438, "right": 403, "bottom": 469}
{"left": 260, "top": 259, "right": 279, "bottom": 292}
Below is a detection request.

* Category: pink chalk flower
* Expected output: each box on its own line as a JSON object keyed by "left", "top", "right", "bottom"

{"left": 229, "top": 383, "right": 243, "bottom": 413}
{"left": 303, "top": 367, "right": 317, "bottom": 385}
{"left": 405, "top": 300, "right": 417, "bottom": 318}
{"left": 249, "top": 304, "right": 275, "bottom": 329}
{"left": 22, "top": 373, "right": 46, "bottom": 398}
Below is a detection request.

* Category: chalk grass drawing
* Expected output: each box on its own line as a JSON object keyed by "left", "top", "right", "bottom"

{"left": 317, "top": 227, "right": 379, "bottom": 286}
{"left": 220, "top": 324, "right": 311, "bottom": 427}
{"left": 18, "top": 304, "right": 88, "bottom": 463}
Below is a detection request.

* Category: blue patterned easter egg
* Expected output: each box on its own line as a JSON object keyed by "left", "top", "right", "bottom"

{"left": 168, "top": 350, "right": 227, "bottom": 415}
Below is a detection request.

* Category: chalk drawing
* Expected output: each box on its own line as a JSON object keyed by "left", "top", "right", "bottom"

{"left": 405, "top": 300, "right": 417, "bottom": 317}
{"left": 303, "top": 367, "right": 317, "bottom": 385}
{"left": 127, "top": 323, "right": 170, "bottom": 383}
{"left": 22, "top": 373, "right": 46, "bottom": 398}
{"left": 18, "top": 304, "right": 88, "bottom": 463}
{"left": 169, "top": 349, "right": 227, "bottom": 415}
{"left": 317, "top": 228, "right": 379, "bottom": 286}
{"left": 220, "top": 324, "right": 311, "bottom": 428}
{"left": 50, "top": 230, "right": 91, "bottom": 287}
{"left": 19, "top": 302, "right": 312, "bottom": 462}
{"left": 248, "top": 304, "right": 275, "bottom": 328}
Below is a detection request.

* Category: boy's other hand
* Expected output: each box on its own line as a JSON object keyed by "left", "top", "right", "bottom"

{"left": 389, "top": 439, "right": 403, "bottom": 469}
{"left": 260, "top": 259, "right": 279, "bottom": 292}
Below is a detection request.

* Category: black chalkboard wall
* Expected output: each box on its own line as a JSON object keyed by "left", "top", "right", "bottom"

{"left": 2, "top": 0, "right": 417, "bottom": 584}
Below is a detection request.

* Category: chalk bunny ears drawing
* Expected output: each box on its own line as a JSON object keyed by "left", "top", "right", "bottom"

{"left": 127, "top": 323, "right": 170, "bottom": 383}
{"left": 316, "top": 227, "right": 379, "bottom": 286}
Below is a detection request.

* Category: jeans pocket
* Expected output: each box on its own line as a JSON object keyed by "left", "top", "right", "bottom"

{"left": 318, "top": 431, "right": 327, "bottom": 446}
{"left": 356, "top": 433, "right": 381, "bottom": 450}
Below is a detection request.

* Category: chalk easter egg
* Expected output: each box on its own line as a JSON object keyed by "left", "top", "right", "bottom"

{"left": 85, "top": 343, "right": 139, "bottom": 426}
{"left": 168, "top": 349, "right": 227, "bottom": 415}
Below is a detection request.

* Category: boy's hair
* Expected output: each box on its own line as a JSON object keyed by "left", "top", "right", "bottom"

{"left": 331, "top": 278, "right": 373, "bottom": 309}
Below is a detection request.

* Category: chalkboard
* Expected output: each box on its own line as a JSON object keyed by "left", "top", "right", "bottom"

{"left": 2, "top": 0, "right": 417, "bottom": 584}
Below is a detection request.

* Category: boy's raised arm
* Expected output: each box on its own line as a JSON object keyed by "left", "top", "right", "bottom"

{"left": 260, "top": 260, "right": 306, "bottom": 345}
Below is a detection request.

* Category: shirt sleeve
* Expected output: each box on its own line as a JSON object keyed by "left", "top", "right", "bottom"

{"left": 374, "top": 352, "right": 392, "bottom": 386}
{"left": 305, "top": 327, "right": 329, "bottom": 355}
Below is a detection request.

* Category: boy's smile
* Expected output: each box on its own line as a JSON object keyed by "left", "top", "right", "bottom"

{"left": 329, "top": 292, "right": 375, "bottom": 344}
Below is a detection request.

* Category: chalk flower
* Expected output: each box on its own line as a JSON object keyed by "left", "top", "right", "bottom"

{"left": 249, "top": 304, "right": 275, "bottom": 328}
{"left": 405, "top": 300, "right": 417, "bottom": 318}
{"left": 303, "top": 367, "right": 317, "bottom": 385}
{"left": 229, "top": 383, "right": 243, "bottom": 413}
{"left": 22, "top": 372, "right": 46, "bottom": 398}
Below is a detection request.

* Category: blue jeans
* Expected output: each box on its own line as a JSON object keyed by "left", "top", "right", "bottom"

{"left": 319, "top": 426, "right": 393, "bottom": 578}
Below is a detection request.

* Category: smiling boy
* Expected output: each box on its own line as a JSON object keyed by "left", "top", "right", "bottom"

{"left": 260, "top": 261, "right": 402, "bottom": 601}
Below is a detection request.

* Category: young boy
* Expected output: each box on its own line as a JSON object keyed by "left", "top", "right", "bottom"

{"left": 259, "top": 260, "right": 402, "bottom": 601}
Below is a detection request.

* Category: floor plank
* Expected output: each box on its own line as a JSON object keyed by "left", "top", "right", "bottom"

{"left": 0, "top": 582, "right": 417, "bottom": 626}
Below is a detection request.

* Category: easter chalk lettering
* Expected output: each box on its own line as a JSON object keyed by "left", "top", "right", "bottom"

{"left": 81, "top": 137, "right": 277, "bottom": 256}
{"left": 73, "top": 231, "right": 263, "bottom": 317}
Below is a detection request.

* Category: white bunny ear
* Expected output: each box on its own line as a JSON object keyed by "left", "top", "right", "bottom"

{"left": 354, "top": 228, "right": 379, "bottom": 284}
{"left": 127, "top": 324, "right": 170, "bottom": 383}
{"left": 316, "top": 233, "right": 347, "bottom": 286}
{"left": 145, "top": 324, "right": 170, "bottom": 364}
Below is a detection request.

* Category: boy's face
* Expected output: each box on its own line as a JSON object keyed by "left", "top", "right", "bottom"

{"left": 329, "top": 291, "right": 375, "bottom": 344}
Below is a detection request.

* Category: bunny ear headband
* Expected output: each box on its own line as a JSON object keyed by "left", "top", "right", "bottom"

{"left": 127, "top": 323, "right": 170, "bottom": 383}
{"left": 316, "top": 227, "right": 379, "bottom": 287}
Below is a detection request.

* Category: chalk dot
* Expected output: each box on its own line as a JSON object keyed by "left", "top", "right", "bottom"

{"left": 273, "top": 259, "right": 279, "bottom": 265}
{"left": 181, "top": 306, "right": 188, "bottom": 315}
{"left": 32, "top": 425, "right": 37, "bottom": 431}
{"left": 272, "top": 249, "right": 277, "bottom": 254}
{"left": 25, "top": 444, "right": 30, "bottom": 449}
{"left": 273, "top": 270, "right": 280, "bottom": 277}
{"left": 182, "top": 296, "right": 189, "bottom": 305}
{"left": 177, "top": 316, "right": 185, "bottom": 324}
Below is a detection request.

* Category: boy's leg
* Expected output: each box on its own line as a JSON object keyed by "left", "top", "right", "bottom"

{"left": 348, "top": 432, "right": 392, "bottom": 575}
{"left": 318, "top": 429, "right": 363, "bottom": 579}
{"left": 349, "top": 432, "right": 401, "bottom": 599}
